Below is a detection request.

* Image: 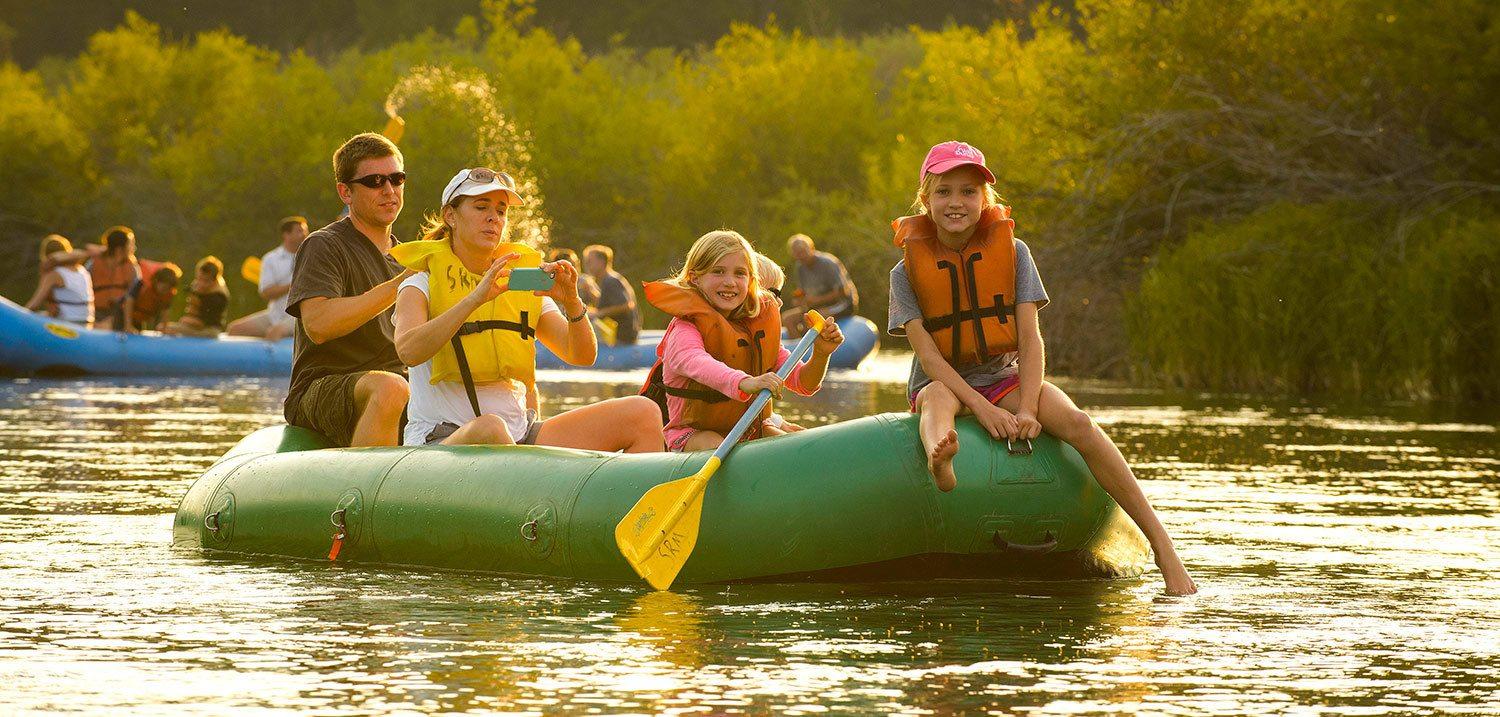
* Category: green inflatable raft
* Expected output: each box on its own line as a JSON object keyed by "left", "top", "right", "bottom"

{"left": 173, "top": 413, "right": 1150, "bottom": 584}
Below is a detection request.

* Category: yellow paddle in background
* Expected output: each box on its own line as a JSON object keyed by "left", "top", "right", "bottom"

{"left": 382, "top": 113, "right": 406, "bottom": 144}
{"left": 615, "top": 310, "right": 825, "bottom": 590}
{"left": 240, "top": 256, "right": 261, "bottom": 284}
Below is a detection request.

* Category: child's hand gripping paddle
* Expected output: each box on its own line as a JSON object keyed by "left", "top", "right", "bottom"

{"left": 615, "top": 310, "right": 826, "bottom": 590}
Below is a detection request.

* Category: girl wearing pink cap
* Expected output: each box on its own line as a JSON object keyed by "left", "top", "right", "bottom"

{"left": 889, "top": 141, "right": 1196, "bottom": 595}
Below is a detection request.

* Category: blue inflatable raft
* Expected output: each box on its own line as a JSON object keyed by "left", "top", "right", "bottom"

{"left": 536, "top": 315, "right": 881, "bottom": 370}
{"left": 2, "top": 296, "right": 879, "bottom": 377}
{"left": 0, "top": 297, "right": 292, "bottom": 377}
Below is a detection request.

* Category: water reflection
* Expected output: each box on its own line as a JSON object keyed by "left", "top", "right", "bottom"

{"left": 1, "top": 365, "right": 1497, "bottom": 713}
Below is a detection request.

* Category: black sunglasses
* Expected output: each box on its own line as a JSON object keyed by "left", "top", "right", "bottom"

{"left": 767, "top": 287, "right": 783, "bottom": 300}
{"left": 346, "top": 171, "right": 407, "bottom": 189}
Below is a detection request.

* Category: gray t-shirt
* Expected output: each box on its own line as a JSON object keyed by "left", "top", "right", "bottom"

{"left": 793, "top": 251, "right": 858, "bottom": 316}
{"left": 283, "top": 218, "right": 407, "bottom": 412}
{"left": 887, "top": 238, "right": 1048, "bottom": 397}
{"left": 595, "top": 270, "right": 641, "bottom": 344}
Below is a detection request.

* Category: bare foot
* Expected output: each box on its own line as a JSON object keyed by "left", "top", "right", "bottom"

{"left": 927, "top": 429, "right": 959, "bottom": 492}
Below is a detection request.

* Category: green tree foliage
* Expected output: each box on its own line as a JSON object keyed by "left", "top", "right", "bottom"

{"left": 0, "top": 1, "right": 1492, "bottom": 399}
{"left": 1130, "top": 202, "right": 1499, "bottom": 400}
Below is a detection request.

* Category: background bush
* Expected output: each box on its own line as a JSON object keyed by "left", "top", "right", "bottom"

{"left": 1, "top": 0, "right": 1494, "bottom": 399}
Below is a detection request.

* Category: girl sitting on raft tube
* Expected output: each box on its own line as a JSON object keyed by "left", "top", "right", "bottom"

{"left": 642, "top": 230, "right": 843, "bottom": 452}
{"left": 390, "top": 167, "right": 664, "bottom": 450}
{"left": 25, "top": 234, "right": 94, "bottom": 327}
{"left": 891, "top": 140, "right": 1197, "bottom": 595}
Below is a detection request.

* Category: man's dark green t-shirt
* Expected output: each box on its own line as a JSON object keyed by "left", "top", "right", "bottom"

{"left": 283, "top": 218, "right": 406, "bottom": 418}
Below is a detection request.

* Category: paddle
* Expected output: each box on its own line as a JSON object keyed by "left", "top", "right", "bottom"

{"left": 615, "top": 310, "right": 826, "bottom": 590}
{"left": 240, "top": 256, "right": 261, "bottom": 284}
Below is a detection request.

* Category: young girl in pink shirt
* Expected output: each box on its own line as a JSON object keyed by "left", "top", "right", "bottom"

{"left": 643, "top": 230, "right": 843, "bottom": 452}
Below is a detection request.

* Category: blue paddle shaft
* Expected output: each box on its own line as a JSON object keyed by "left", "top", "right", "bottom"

{"left": 710, "top": 325, "right": 822, "bottom": 463}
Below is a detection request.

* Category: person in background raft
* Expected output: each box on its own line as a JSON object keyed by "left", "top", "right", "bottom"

{"left": 162, "top": 256, "right": 229, "bottom": 337}
{"left": 889, "top": 140, "right": 1195, "bottom": 595}
{"left": 88, "top": 226, "right": 143, "bottom": 331}
{"left": 283, "top": 133, "right": 413, "bottom": 448}
{"left": 391, "top": 168, "right": 663, "bottom": 449}
{"left": 751, "top": 251, "right": 806, "bottom": 436}
{"left": 546, "top": 247, "right": 599, "bottom": 306}
{"left": 781, "top": 233, "right": 857, "bottom": 336}
{"left": 227, "top": 216, "right": 308, "bottom": 341}
{"left": 25, "top": 234, "right": 94, "bottom": 327}
{"left": 582, "top": 244, "right": 641, "bottom": 346}
{"left": 122, "top": 261, "right": 183, "bottom": 332}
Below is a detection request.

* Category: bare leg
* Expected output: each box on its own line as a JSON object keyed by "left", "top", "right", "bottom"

{"left": 681, "top": 429, "right": 725, "bottom": 452}
{"left": 914, "top": 382, "right": 962, "bottom": 492}
{"left": 350, "top": 371, "right": 409, "bottom": 448}
{"left": 442, "top": 413, "right": 515, "bottom": 446}
{"left": 1000, "top": 382, "right": 1197, "bottom": 595}
{"left": 227, "top": 310, "right": 268, "bottom": 337}
{"left": 535, "top": 396, "right": 664, "bottom": 453}
{"left": 265, "top": 318, "right": 296, "bottom": 342}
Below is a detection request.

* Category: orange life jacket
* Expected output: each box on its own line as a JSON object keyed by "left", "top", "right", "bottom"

{"left": 131, "top": 259, "right": 180, "bottom": 328}
{"left": 90, "top": 255, "right": 140, "bottom": 309}
{"left": 640, "top": 281, "right": 782, "bottom": 437}
{"left": 894, "top": 205, "right": 1019, "bottom": 366}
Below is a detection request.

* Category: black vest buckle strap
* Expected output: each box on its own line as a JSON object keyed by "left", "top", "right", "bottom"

{"left": 456, "top": 311, "right": 535, "bottom": 340}
{"left": 449, "top": 310, "right": 535, "bottom": 417}
{"left": 735, "top": 329, "right": 769, "bottom": 375}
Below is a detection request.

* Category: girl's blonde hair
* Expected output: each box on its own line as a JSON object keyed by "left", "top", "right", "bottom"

{"left": 416, "top": 194, "right": 513, "bottom": 246}
{"left": 667, "top": 230, "right": 762, "bottom": 320}
{"left": 911, "top": 165, "right": 1004, "bottom": 214}
{"left": 753, "top": 252, "right": 785, "bottom": 291}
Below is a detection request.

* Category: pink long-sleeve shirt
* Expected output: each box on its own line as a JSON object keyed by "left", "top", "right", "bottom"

{"left": 660, "top": 318, "right": 815, "bottom": 447}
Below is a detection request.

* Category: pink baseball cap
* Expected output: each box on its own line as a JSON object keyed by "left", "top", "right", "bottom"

{"left": 921, "top": 141, "right": 996, "bottom": 184}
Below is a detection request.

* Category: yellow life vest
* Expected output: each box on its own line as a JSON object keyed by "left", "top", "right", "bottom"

{"left": 390, "top": 238, "right": 543, "bottom": 401}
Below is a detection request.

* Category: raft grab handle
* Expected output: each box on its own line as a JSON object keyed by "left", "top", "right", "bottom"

{"left": 204, "top": 511, "right": 222, "bottom": 535}
{"left": 1006, "top": 438, "right": 1033, "bottom": 456}
{"left": 992, "top": 530, "right": 1056, "bottom": 554}
{"left": 520, "top": 520, "right": 539, "bottom": 542}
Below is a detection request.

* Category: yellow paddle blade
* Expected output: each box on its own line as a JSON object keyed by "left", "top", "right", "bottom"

{"left": 240, "top": 256, "right": 261, "bottom": 284}
{"left": 382, "top": 114, "right": 406, "bottom": 144}
{"left": 615, "top": 458, "right": 719, "bottom": 590}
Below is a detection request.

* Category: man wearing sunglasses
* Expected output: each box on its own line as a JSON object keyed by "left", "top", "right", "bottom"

{"left": 283, "top": 132, "right": 413, "bottom": 447}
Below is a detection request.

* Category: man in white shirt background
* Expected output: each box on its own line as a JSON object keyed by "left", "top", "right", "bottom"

{"left": 228, "top": 216, "right": 307, "bottom": 341}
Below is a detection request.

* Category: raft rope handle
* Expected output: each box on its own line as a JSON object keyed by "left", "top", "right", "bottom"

{"left": 520, "top": 520, "right": 539, "bottom": 542}
{"left": 992, "top": 530, "right": 1057, "bottom": 554}
{"left": 328, "top": 508, "right": 348, "bottom": 561}
{"left": 1006, "top": 437, "right": 1033, "bottom": 456}
{"left": 204, "top": 511, "right": 222, "bottom": 536}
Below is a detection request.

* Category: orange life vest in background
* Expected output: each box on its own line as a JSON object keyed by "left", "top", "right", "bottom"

{"left": 641, "top": 281, "right": 782, "bottom": 437}
{"left": 131, "top": 259, "right": 180, "bottom": 328}
{"left": 894, "top": 205, "right": 1019, "bottom": 366}
{"left": 90, "top": 255, "right": 139, "bottom": 309}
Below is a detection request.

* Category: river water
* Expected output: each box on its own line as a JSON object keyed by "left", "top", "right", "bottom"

{"left": 2, "top": 354, "right": 1497, "bottom": 714}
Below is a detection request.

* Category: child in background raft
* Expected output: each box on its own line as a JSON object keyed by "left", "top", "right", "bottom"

{"left": 890, "top": 141, "right": 1196, "bottom": 595}
{"left": 643, "top": 230, "right": 842, "bottom": 452}
{"left": 162, "top": 256, "right": 230, "bottom": 337}
{"left": 122, "top": 262, "right": 183, "bottom": 332}
{"left": 25, "top": 234, "right": 94, "bottom": 327}
{"left": 752, "top": 251, "right": 806, "bottom": 436}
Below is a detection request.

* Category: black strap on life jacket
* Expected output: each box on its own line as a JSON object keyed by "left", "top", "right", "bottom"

{"left": 921, "top": 252, "right": 1015, "bottom": 362}
{"left": 735, "top": 329, "right": 768, "bottom": 375}
{"left": 448, "top": 311, "right": 534, "bottom": 417}
{"left": 639, "top": 361, "right": 732, "bottom": 423}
